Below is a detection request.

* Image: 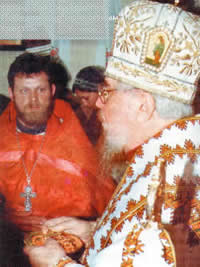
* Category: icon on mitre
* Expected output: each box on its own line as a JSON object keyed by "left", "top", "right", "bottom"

{"left": 143, "top": 30, "right": 171, "bottom": 71}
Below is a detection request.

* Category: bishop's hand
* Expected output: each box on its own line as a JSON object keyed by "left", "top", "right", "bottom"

{"left": 43, "top": 216, "right": 96, "bottom": 247}
{"left": 25, "top": 238, "right": 67, "bottom": 267}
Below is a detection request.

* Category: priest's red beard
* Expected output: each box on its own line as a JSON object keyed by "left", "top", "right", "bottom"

{"left": 15, "top": 97, "right": 54, "bottom": 128}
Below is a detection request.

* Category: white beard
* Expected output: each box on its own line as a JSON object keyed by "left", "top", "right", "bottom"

{"left": 110, "top": 161, "right": 129, "bottom": 184}
{"left": 99, "top": 123, "right": 130, "bottom": 183}
{"left": 102, "top": 122, "right": 129, "bottom": 151}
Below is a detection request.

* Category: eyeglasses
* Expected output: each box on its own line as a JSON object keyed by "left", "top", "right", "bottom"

{"left": 98, "top": 87, "right": 116, "bottom": 104}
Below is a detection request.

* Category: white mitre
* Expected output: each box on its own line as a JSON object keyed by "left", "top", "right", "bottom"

{"left": 106, "top": 0, "right": 200, "bottom": 104}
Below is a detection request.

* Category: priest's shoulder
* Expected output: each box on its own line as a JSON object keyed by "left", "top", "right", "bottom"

{"left": 0, "top": 101, "right": 12, "bottom": 125}
{"left": 54, "top": 99, "right": 75, "bottom": 119}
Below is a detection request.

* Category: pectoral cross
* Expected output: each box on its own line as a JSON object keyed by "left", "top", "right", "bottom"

{"left": 20, "top": 185, "right": 37, "bottom": 212}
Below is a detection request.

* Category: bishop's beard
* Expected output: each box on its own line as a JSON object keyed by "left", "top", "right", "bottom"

{"left": 98, "top": 123, "right": 130, "bottom": 184}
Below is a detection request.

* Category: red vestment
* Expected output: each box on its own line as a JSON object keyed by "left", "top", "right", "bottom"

{"left": 0, "top": 100, "right": 115, "bottom": 219}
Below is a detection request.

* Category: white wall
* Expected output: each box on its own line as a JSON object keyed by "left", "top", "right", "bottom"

{"left": 53, "top": 40, "right": 107, "bottom": 88}
{"left": 0, "top": 0, "right": 123, "bottom": 95}
{"left": 0, "top": 51, "right": 22, "bottom": 96}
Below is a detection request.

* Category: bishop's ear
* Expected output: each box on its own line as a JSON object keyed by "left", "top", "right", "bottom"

{"left": 137, "top": 91, "right": 156, "bottom": 122}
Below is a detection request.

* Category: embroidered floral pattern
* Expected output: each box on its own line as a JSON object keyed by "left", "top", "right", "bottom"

{"left": 124, "top": 228, "right": 143, "bottom": 252}
{"left": 160, "top": 144, "right": 175, "bottom": 164}
{"left": 127, "top": 200, "right": 137, "bottom": 210}
{"left": 100, "top": 236, "right": 107, "bottom": 250}
{"left": 89, "top": 238, "right": 95, "bottom": 250}
{"left": 175, "top": 145, "right": 183, "bottom": 158}
{"left": 184, "top": 139, "right": 197, "bottom": 162}
{"left": 159, "top": 229, "right": 176, "bottom": 265}
{"left": 98, "top": 197, "right": 146, "bottom": 249}
{"left": 134, "top": 146, "right": 144, "bottom": 158}
{"left": 134, "top": 163, "right": 154, "bottom": 184}
{"left": 171, "top": 22, "right": 200, "bottom": 76}
{"left": 163, "top": 188, "right": 178, "bottom": 211}
{"left": 118, "top": 180, "right": 135, "bottom": 202}
{"left": 143, "top": 162, "right": 153, "bottom": 177}
{"left": 121, "top": 258, "right": 133, "bottom": 267}
{"left": 185, "top": 139, "right": 195, "bottom": 150}
{"left": 122, "top": 226, "right": 144, "bottom": 266}
{"left": 136, "top": 197, "right": 146, "bottom": 220}
{"left": 175, "top": 119, "right": 187, "bottom": 130}
{"left": 111, "top": 217, "right": 118, "bottom": 231}
{"left": 154, "top": 130, "right": 163, "bottom": 139}
{"left": 126, "top": 165, "right": 134, "bottom": 177}
{"left": 115, "top": 11, "right": 144, "bottom": 55}
{"left": 86, "top": 117, "right": 200, "bottom": 266}
{"left": 115, "top": 220, "right": 125, "bottom": 233}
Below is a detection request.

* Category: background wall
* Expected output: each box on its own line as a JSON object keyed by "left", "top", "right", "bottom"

{"left": 52, "top": 40, "right": 107, "bottom": 88}
{"left": 0, "top": 40, "right": 108, "bottom": 96}
{"left": 0, "top": 1, "right": 199, "bottom": 96}
{"left": 0, "top": 51, "right": 22, "bottom": 96}
{"left": 0, "top": 0, "right": 122, "bottom": 95}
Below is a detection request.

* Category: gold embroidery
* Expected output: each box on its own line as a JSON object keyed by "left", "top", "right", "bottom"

{"left": 115, "top": 219, "right": 125, "bottom": 233}
{"left": 127, "top": 200, "right": 138, "bottom": 211}
{"left": 185, "top": 140, "right": 197, "bottom": 162}
{"left": 114, "top": 6, "right": 148, "bottom": 56}
{"left": 134, "top": 162, "right": 154, "bottom": 184}
{"left": 160, "top": 228, "right": 176, "bottom": 266}
{"left": 103, "top": 198, "right": 146, "bottom": 248}
{"left": 185, "top": 139, "right": 195, "bottom": 150}
{"left": 134, "top": 146, "right": 143, "bottom": 158}
{"left": 121, "top": 258, "right": 133, "bottom": 267}
{"left": 160, "top": 144, "right": 175, "bottom": 164}
{"left": 160, "top": 138, "right": 200, "bottom": 164}
{"left": 92, "top": 116, "right": 200, "bottom": 263}
{"left": 121, "top": 224, "right": 176, "bottom": 267}
{"left": 95, "top": 167, "right": 132, "bottom": 232}
{"left": 176, "top": 116, "right": 200, "bottom": 122}
{"left": 172, "top": 23, "right": 200, "bottom": 76}
{"left": 122, "top": 226, "right": 144, "bottom": 266}
{"left": 175, "top": 120, "right": 187, "bottom": 130}
{"left": 163, "top": 148, "right": 200, "bottom": 157}
{"left": 143, "top": 162, "right": 153, "bottom": 177}
{"left": 110, "top": 60, "right": 190, "bottom": 96}
{"left": 100, "top": 236, "right": 107, "bottom": 250}
{"left": 111, "top": 217, "right": 118, "bottom": 231}
{"left": 126, "top": 165, "right": 134, "bottom": 177}
{"left": 154, "top": 130, "right": 163, "bottom": 139}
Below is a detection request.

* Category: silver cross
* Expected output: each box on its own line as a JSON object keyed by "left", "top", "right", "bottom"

{"left": 20, "top": 185, "right": 37, "bottom": 212}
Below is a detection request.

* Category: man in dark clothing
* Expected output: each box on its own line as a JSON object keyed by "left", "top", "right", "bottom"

{"left": 72, "top": 66, "right": 104, "bottom": 145}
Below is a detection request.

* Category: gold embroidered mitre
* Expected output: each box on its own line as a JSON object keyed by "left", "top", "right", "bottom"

{"left": 106, "top": 0, "right": 200, "bottom": 104}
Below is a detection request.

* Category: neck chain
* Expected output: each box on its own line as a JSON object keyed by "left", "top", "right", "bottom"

{"left": 16, "top": 120, "right": 46, "bottom": 135}
{"left": 16, "top": 130, "right": 46, "bottom": 212}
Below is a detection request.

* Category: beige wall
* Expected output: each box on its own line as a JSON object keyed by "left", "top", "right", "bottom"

{"left": 0, "top": 50, "right": 22, "bottom": 96}
{"left": 120, "top": 0, "right": 132, "bottom": 8}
